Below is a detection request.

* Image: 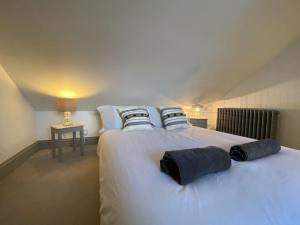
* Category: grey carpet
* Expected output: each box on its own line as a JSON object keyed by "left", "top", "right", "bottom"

{"left": 0, "top": 145, "right": 100, "bottom": 225}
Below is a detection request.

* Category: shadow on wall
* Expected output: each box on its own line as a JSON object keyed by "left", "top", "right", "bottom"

{"left": 277, "top": 109, "right": 300, "bottom": 149}
{"left": 223, "top": 39, "right": 300, "bottom": 100}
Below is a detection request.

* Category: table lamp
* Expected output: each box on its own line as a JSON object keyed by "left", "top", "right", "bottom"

{"left": 192, "top": 104, "right": 203, "bottom": 112}
{"left": 56, "top": 98, "right": 77, "bottom": 126}
{"left": 189, "top": 104, "right": 203, "bottom": 119}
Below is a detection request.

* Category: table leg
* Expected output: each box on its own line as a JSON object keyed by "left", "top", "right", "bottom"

{"left": 73, "top": 131, "right": 76, "bottom": 151}
{"left": 58, "top": 133, "right": 63, "bottom": 162}
{"left": 51, "top": 131, "right": 56, "bottom": 158}
{"left": 80, "top": 129, "right": 84, "bottom": 156}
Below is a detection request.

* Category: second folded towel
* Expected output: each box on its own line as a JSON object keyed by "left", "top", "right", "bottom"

{"left": 230, "top": 139, "right": 281, "bottom": 161}
{"left": 160, "top": 147, "right": 231, "bottom": 185}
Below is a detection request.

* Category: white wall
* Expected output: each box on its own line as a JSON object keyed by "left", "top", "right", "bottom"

{"left": 205, "top": 39, "right": 300, "bottom": 149}
{"left": 0, "top": 66, "right": 36, "bottom": 164}
{"left": 36, "top": 111, "right": 100, "bottom": 140}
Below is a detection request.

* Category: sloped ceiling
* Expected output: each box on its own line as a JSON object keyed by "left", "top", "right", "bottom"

{"left": 1, "top": 0, "right": 300, "bottom": 110}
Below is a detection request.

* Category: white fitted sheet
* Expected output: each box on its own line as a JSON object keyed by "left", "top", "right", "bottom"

{"left": 98, "top": 127, "right": 300, "bottom": 225}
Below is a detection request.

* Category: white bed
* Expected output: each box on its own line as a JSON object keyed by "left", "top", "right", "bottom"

{"left": 98, "top": 126, "right": 300, "bottom": 225}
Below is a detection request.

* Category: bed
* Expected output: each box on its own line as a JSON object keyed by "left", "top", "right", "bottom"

{"left": 98, "top": 126, "right": 300, "bottom": 225}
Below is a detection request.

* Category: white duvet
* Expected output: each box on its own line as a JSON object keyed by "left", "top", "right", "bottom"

{"left": 98, "top": 127, "right": 300, "bottom": 225}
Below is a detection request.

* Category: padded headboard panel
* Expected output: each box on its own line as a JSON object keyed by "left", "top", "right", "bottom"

{"left": 216, "top": 108, "right": 279, "bottom": 140}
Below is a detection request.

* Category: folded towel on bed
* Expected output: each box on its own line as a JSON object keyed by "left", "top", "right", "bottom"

{"left": 160, "top": 147, "right": 231, "bottom": 185}
{"left": 230, "top": 139, "right": 281, "bottom": 161}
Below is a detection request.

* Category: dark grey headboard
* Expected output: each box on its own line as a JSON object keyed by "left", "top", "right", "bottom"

{"left": 216, "top": 108, "right": 279, "bottom": 140}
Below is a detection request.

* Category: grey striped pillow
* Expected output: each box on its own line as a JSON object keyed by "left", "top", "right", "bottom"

{"left": 160, "top": 107, "right": 188, "bottom": 130}
{"left": 119, "top": 108, "right": 153, "bottom": 131}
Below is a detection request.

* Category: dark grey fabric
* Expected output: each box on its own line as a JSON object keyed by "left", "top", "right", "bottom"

{"left": 124, "top": 121, "right": 152, "bottom": 127}
{"left": 230, "top": 139, "right": 281, "bottom": 161}
{"left": 160, "top": 147, "right": 231, "bottom": 185}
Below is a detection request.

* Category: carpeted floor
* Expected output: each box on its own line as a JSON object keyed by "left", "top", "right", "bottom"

{"left": 0, "top": 145, "right": 100, "bottom": 225}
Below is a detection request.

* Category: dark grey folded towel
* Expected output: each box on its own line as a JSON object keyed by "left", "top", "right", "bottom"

{"left": 160, "top": 147, "right": 231, "bottom": 185}
{"left": 230, "top": 139, "right": 281, "bottom": 161}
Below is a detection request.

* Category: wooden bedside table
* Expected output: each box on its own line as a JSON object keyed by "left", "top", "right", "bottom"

{"left": 51, "top": 124, "right": 84, "bottom": 162}
{"left": 189, "top": 118, "right": 208, "bottom": 128}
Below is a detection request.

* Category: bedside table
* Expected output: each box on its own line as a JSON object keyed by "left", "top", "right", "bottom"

{"left": 51, "top": 124, "right": 84, "bottom": 162}
{"left": 189, "top": 118, "right": 208, "bottom": 128}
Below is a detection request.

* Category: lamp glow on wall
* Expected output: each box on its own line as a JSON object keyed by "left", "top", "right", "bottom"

{"left": 190, "top": 104, "right": 204, "bottom": 119}
{"left": 193, "top": 104, "right": 202, "bottom": 112}
{"left": 56, "top": 98, "right": 77, "bottom": 126}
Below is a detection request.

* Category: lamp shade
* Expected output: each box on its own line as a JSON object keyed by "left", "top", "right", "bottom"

{"left": 192, "top": 104, "right": 203, "bottom": 112}
{"left": 56, "top": 98, "right": 77, "bottom": 112}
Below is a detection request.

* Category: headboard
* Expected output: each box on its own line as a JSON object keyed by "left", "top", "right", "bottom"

{"left": 216, "top": 108, "right": 279, "bottom": 140}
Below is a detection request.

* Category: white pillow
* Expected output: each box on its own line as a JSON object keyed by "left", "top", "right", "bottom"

{"left": 147, "top": 106, "right": 163, "bottom": 128}
{"left": 97, "top": 105, "right": 163, "bottom": 133}
{"left": 97, "top": 105, "right": 122, "bottom": 133}
{"left": 117, "top": 106, "right": 163, "bottom": 128}
{"left": 160, "top": 107, "right": 189, "bottom": 130}
{"left": 119, "top": 107, "right": 153, "bottom": 132}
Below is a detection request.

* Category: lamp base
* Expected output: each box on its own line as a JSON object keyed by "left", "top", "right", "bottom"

{"left": 63, "top": 121, "right": 73, "bottom": 126}
{"left": 63, "top": 112, "right": 73, "bottom": 126}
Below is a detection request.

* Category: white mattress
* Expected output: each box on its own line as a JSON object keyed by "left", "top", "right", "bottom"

{"left": 98, "top": 127, "right": 300, "bottom": 225}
